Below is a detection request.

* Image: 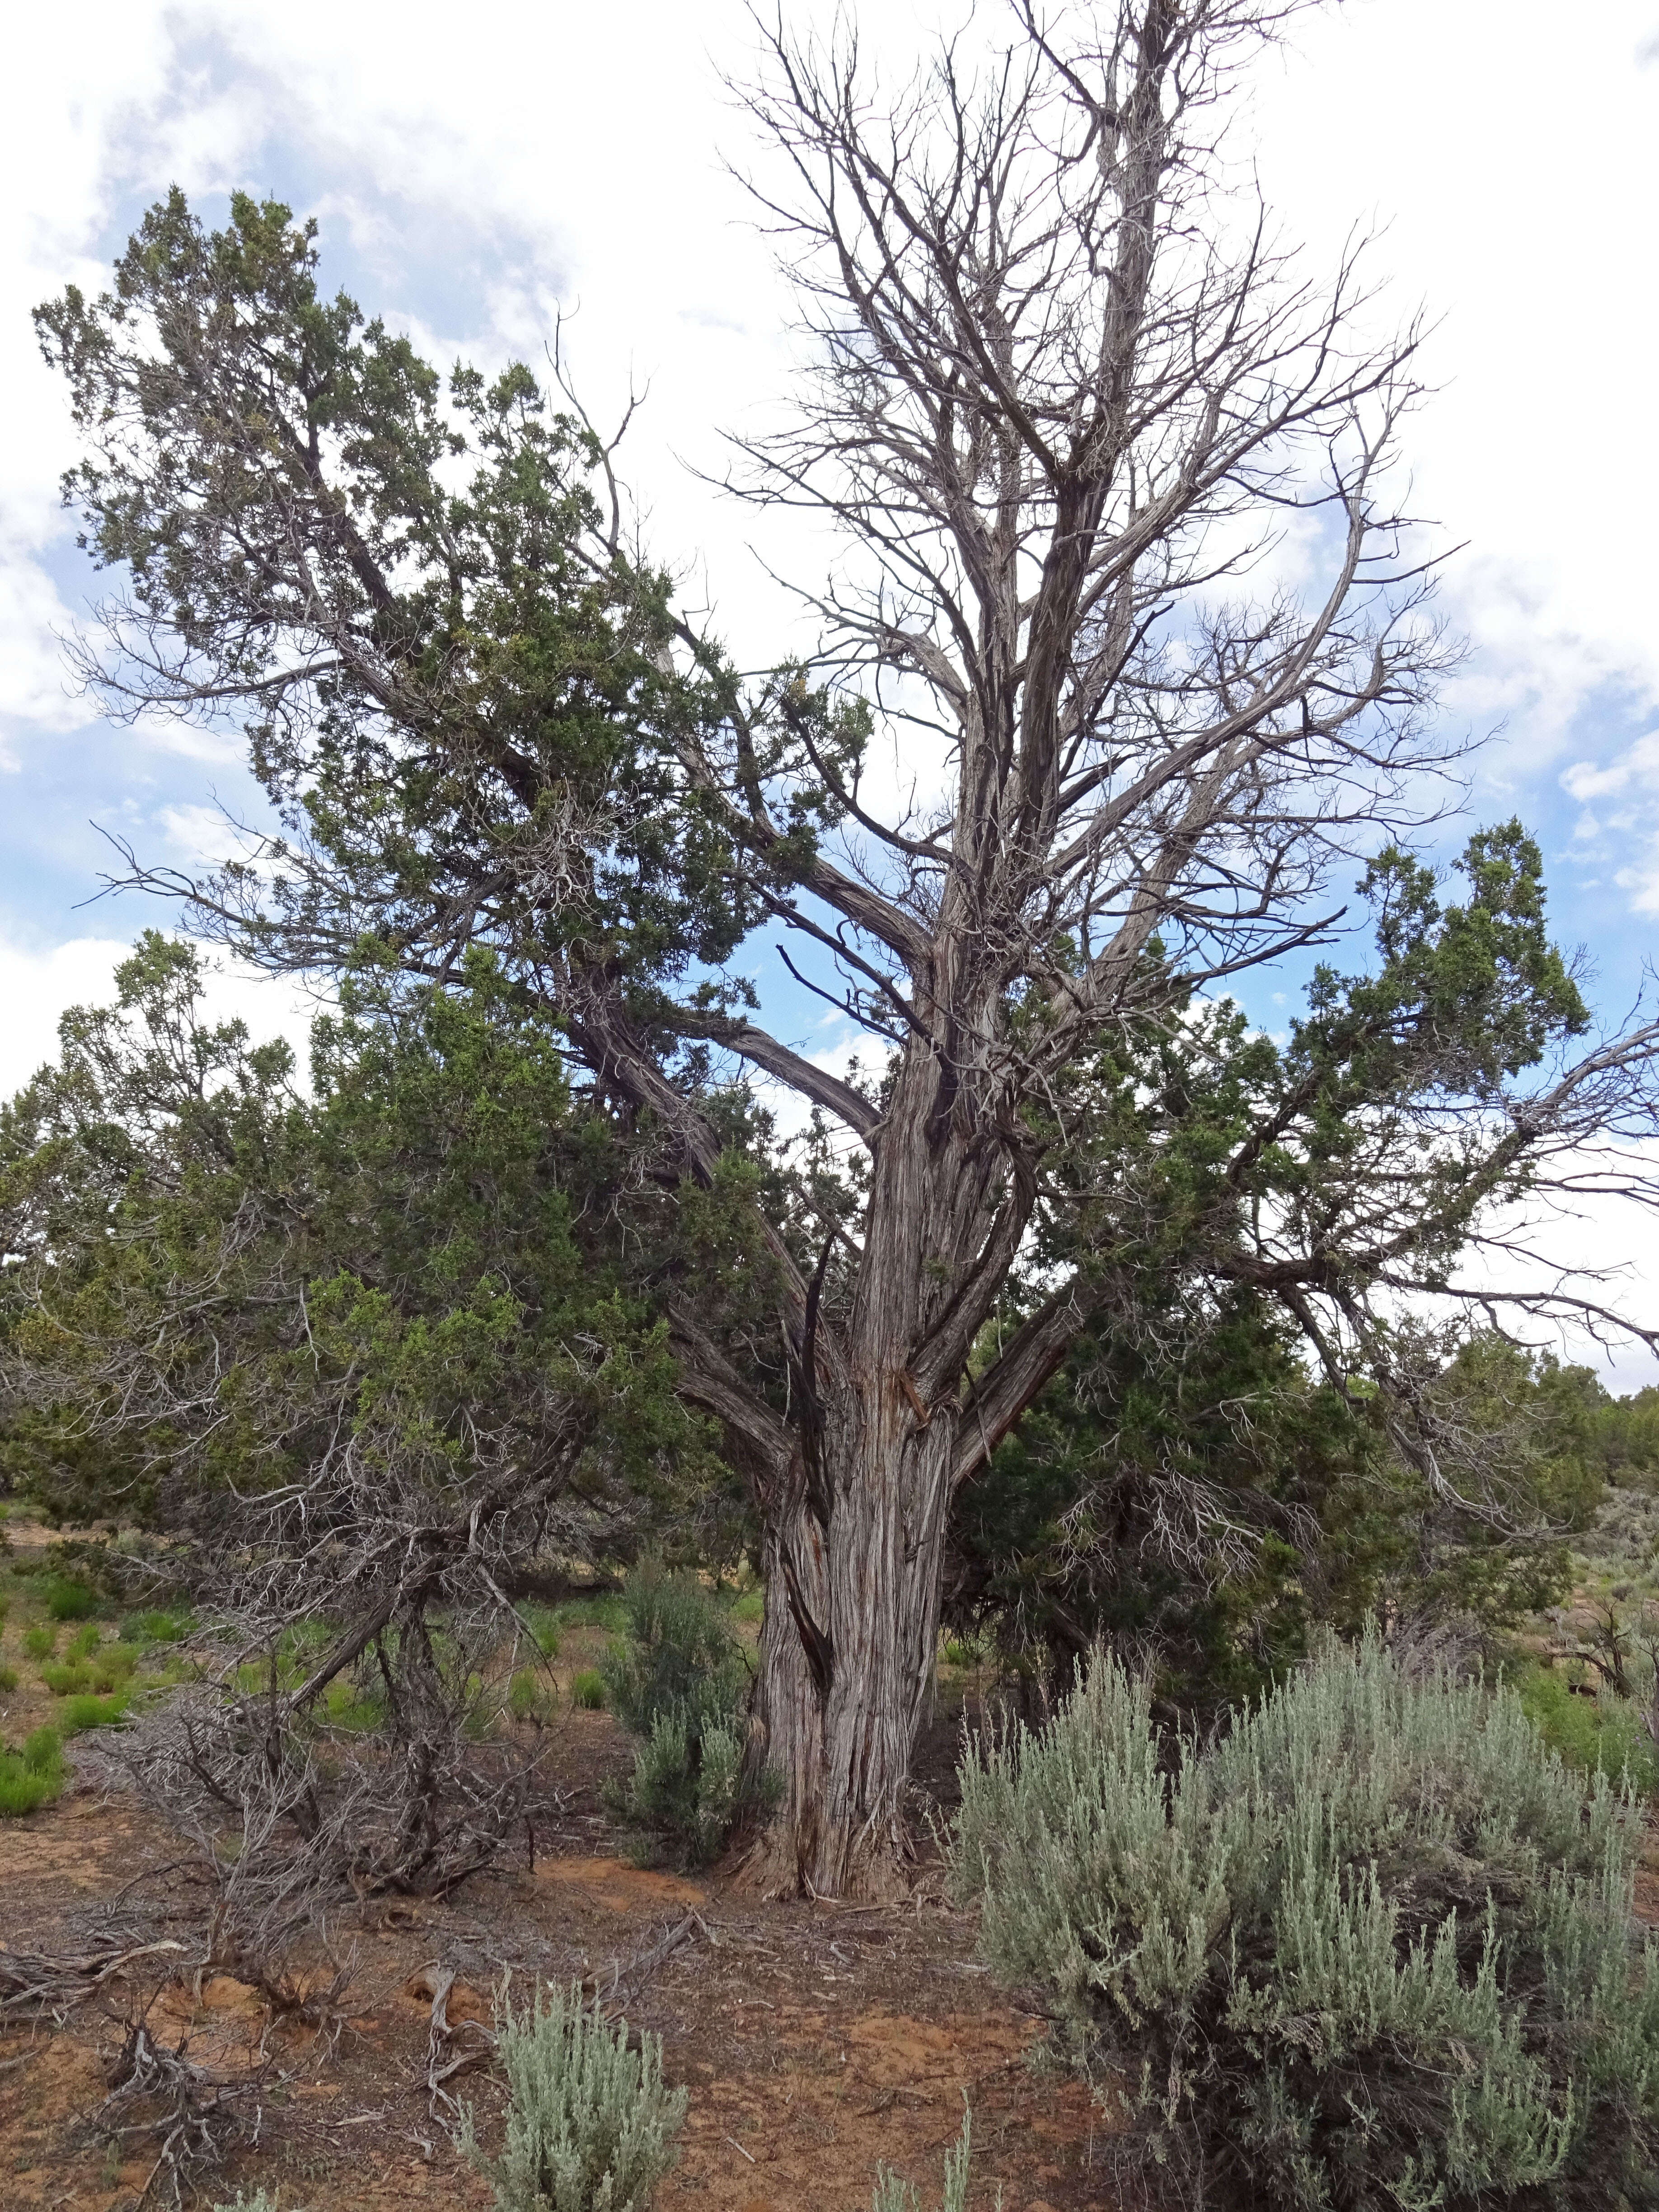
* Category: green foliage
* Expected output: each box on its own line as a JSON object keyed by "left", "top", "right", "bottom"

{"left": 728, "top": 1590, "right": 764, "bottom": 1626}
{"left": 619, "top": 1708, "right": 752, "bottom": 1869}
{"left": 0, "top": 1663, "right": 16, "bottom": 1692}
{"left": 871, "top": 2108, "right": 977, "bottom": 2212}
{"left": 461, "top": 1981, "right": 687, "bottom": 2212}
{"left": 319, "top": 1676, "right": 384, "bottom": 1732}
{"left": 60, "top": 1691, "right": 129, "bottom": 1732}
{"left": 601, "top": 1567, "right": 768, "bottom": 1866}
{"left": 509, "top": 1668, "right": 554, "bottom": 1726}
{"left": 126, "top": 1607, "right": 195, "bottom": 1644}
{"left": 43, "top": 1577, "right": 96, "bottom": 1620}
{"left": 956, "top": 1315, "right": 1631, "bottom": 1712}
{"left": 949, "top": 825, "right": 1628, "bottom": 1714}
{"left": 555, "top": 1596, "right": 628, "bottom": 1635}
{"left": 953, "top": 1632, "right": 1659, "bottom": 2212}
{"left": 520, "top": 1606, "right": 562, "bottom": 1659}
{"left": 570, "top": 1670, "right": 607, "bottom": 1711}
{"left": 601, "top": 1568, "right": 748, "bottom": 1739}
{"left": 21, "top": 1625, "right": 54, "bottom": 1661}
{"left": 40, "top": 1645, "right": 136, "bottom": 1696}
{"left": 0, "top": 1726, "right": 64, "bottom": 1815}
{"left": 1514, "top": 1662, "right": 1659, "bottom": 1795}
{"left": 33, "top": 187, "right": 764, "bottom": 1013}
{"left": 1, "top": 937, "right": 715, "bottom": 1546}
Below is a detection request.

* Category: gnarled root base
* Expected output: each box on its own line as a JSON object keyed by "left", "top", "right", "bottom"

{"left": 736, "top": 1810, "right": 918, "bottom": 1903}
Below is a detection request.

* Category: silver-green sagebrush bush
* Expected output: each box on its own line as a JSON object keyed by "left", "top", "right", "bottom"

{"left": 871, "top": 2106, "right": 986, "bottom": 2212}
{"left": 951, "top": 1631, "right": 1659, "bottom": 2212}
{"left": 462, "top": 1981, "right": 687, "bottom": 2212}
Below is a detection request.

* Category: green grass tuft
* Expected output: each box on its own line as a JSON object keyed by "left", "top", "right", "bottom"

{"left": 518, "top": 1603, "right": 562, "bottom": 1659}
{"left": 1513, "top": 1660, "right": 1659, "bottom": 1793}
{"left": 0, "top": 1663, "right": 17, "bottom": 1692}
{"left": 508, "top": 1667, "right": 554, "bottom": 1725}
{"left": 22, "top": 1625, "right": 56, "bottom": 1662}
{"left": 126, "top": 1607, "right": 196, "bottom": 1644}
{"left": 554, "top": 1593, "right": 628, "bottom": 1634}
{"left": 320, "top": 1677, "right": 384, "bottom": 1732}
{"left": 570, "top": 1668, "right": 607, "bottom": 1710}
{"left": 60, "top": 1690, "right": 130, "bottom": 1733}
{"left": 729, "top": 1590, "right": 764, "bottom": 1626}
{"left": 43, "top": 1577, "right": 98, "bottom": 1621}
{"left": 0, "top": 1726, "right": 64, "bottom": 1815}
{"left": 40, "top": 1645, "right": 137, "bottom": 1697}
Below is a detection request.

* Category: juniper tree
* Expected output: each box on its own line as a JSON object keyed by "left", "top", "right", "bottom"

{"left": 33, "top": 2, "right": 1659, "bottom": 1893}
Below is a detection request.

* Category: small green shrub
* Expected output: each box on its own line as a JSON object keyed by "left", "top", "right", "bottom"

{"left": 601, "top": 1569, "right": 746, "bottom": 1737}
{"left": 1514, "top": 1660, "right": 1659, "bottom": 1793}
{"left": 320, "top": 1676, "right": 384, "bottom": 1732}
{"left": 127, "top": 1607, "right": 196, "bottom": 1644}
{"left": 61, "top": 1690, "right": 129, "bottom": 1732}
{"left": 953, "top": 1630, "right": 1659, "bottom": 2212}
{"left": 509, "top": 1668, "right": 554, "bottom": 1725}
{"left": 41, "top": 1645, "right": 136, "bottom": 1696}
{"left": 570, "top": 1669, "right": 607, "bottom": 1711}
{"left": 729, "top": 1590, "right": 764, "bottom": 1626}
{"left": 0, "top": 1663, "right": 17, "bottom": 1692}
{"left": 0, "top": 1727, "right": 64, "bottom": 1816}
{"left": 520, "top": 1605, "right": 562, "bottom": 1659}
{"left": 871, "top": 2106, "right": 977, "bottom": 2212}
{"left": 43, "top": 1577, "right": 97, "bottom": 1621}
{"left": 616, "top": 1707, "right": 756, "bottom": 1869}
{"left": 66, "top": 1621, "right": 101, "bottom": 1658}
{"left": 22, "top": 1625, "right": 55, "bottom": 1661}
{"left": 600, "top": 1566, "right": 770, "bottom": 1867}
{"left": 554, "top": 1592, "right": 628, "bottom": 1635}
{"left": 462, "top": 1980, "right": 687, "bottom": 2212}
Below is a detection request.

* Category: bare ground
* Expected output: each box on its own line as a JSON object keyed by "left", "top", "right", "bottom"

{"left": 0, "top": 1525, "right": 1106, "bottom": 2212}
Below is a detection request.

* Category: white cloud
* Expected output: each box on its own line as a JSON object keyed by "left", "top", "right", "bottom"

{"left": 1243, "top": 2, "right": 1659, "bottom": 792}
{"left": 0, "top": 936, "right": 133, "bottom": 1097}
{"left": 0, "top": 931, "right": 321, "bottom": 1103}
{"left": 1552, "top": 726, "right": 1659, "bottom": 912}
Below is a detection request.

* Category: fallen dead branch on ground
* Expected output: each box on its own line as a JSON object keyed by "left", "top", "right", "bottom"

{"left": 0, "top": 1939, "right": 187, "bottom": 2023}
{"left": 593, "top": 1907, "right": 712, "bottom": 2013}
{"left": 91, "top": 2016, "right": 278, "bottom": 2208}
{"left": 407, "top": 1962, "right": 497, "bottom": 2118}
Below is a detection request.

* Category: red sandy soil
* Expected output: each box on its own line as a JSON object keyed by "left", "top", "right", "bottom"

{"left": 0, "top": 1523, "right": 1107, "bottom": 2212}
{"left": 0, "top": 1759, "right": 1106, "bottom": 2212}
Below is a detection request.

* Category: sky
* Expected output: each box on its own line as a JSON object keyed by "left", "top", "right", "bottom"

{"left": 3, "top": 0, "right": 1658, "bottom": 1376}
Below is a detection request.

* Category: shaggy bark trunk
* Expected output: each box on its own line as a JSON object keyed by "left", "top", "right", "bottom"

{"left": 745, "top": 1045, "right": 1003, "bottom": 1898}
{"left": 752, "top": 1413, "right": 959, "bottom": 1898}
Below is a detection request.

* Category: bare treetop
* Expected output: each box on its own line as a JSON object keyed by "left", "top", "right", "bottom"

{"left": 707, "top": 0, "right": 1451, "bottom": 1073}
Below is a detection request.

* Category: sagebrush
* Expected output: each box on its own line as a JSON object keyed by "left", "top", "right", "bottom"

{"left": 952, "top": 1631, "right": 1659, "bottom": 2212}
{"left": 462, "top": 1980, "right": 687, "bottom": 2212}
{"left": 871, "top": 2105, "right": 980, "bottom": 2212}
